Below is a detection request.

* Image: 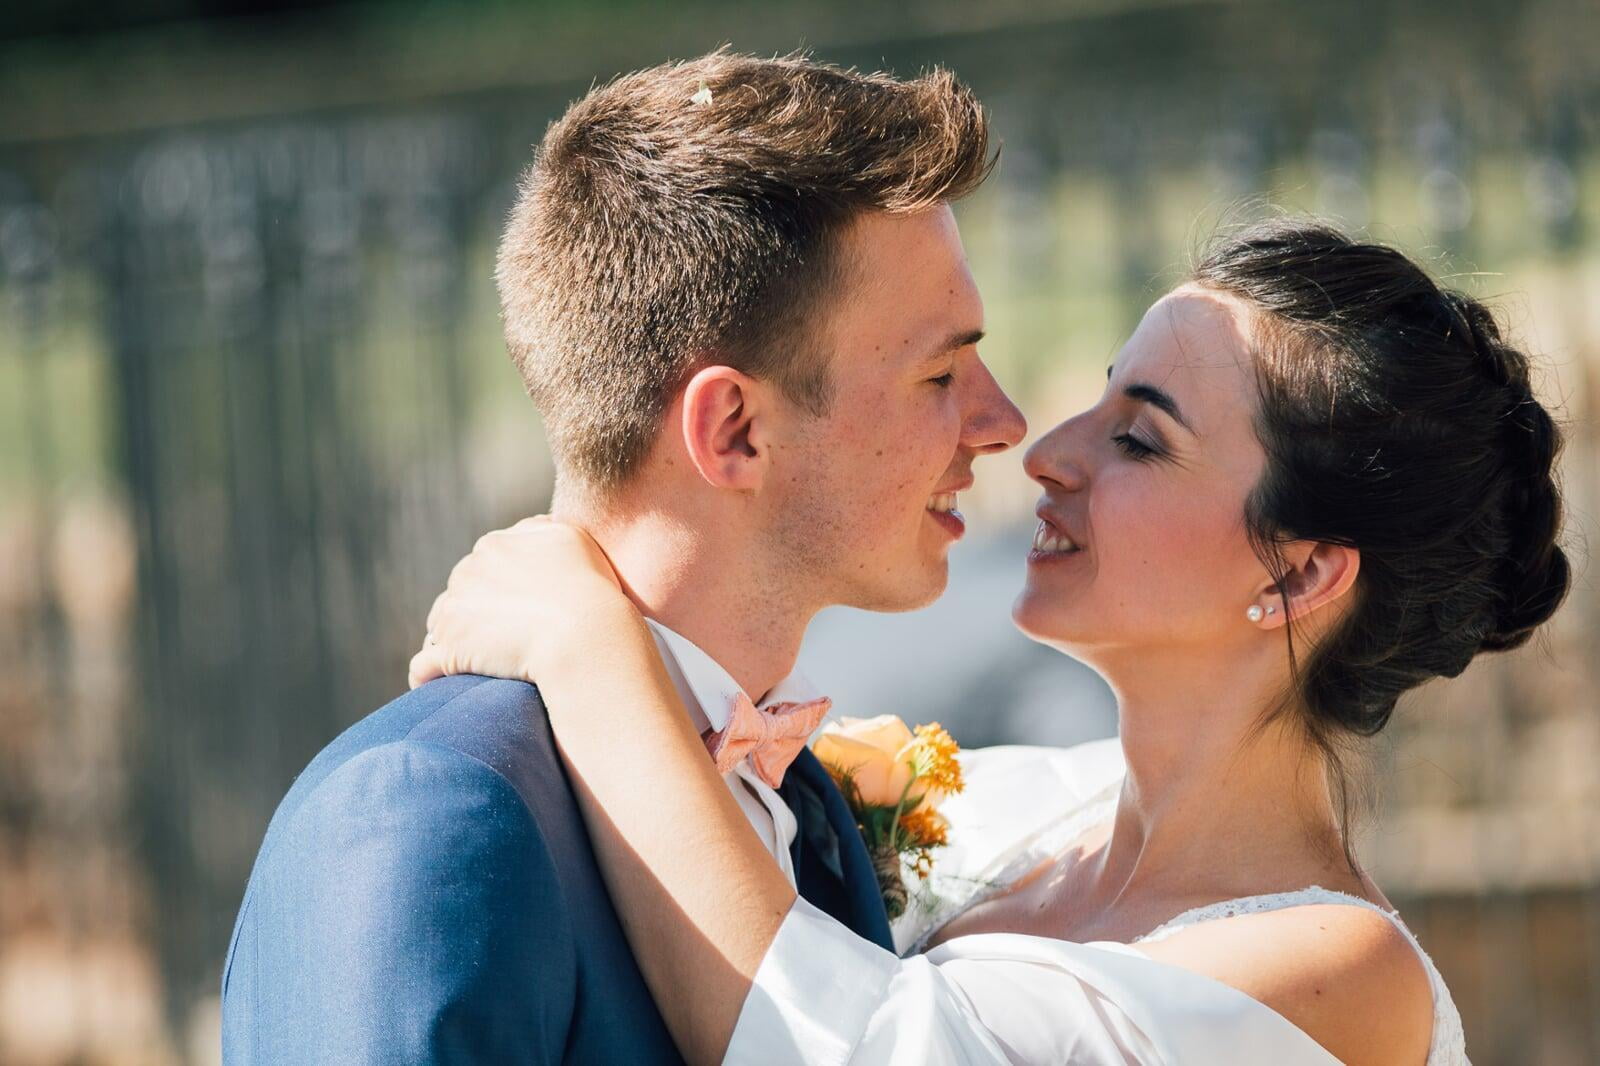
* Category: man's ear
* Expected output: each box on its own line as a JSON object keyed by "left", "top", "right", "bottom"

{"left": 1255, "top": 541, "right": 1360, "bottom": 630}
{"left": 679, "top": 365, "right": 771, "bottom": 492}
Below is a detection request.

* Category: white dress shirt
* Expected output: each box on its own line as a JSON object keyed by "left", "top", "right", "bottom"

{"left": 643, "top": 619, "right": 816, "bottom": 888}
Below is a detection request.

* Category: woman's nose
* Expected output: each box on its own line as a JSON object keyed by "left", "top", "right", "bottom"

{"left": 1023, "top": 418, "right": 1090, "bottom": 490}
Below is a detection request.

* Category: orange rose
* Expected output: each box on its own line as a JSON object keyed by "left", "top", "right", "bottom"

{"left": 813, "top": 715, "right": 935, "bottom": 810}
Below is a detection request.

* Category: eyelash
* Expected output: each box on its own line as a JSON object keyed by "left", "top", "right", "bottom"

{"left": 1112, "top": 433, "right": 1158, "bottom": 460}
{"left": 930, "top": 373, "right": 955, "bottom": 388}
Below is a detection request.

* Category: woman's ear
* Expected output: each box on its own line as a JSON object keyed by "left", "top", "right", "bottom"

{"left": 1254, "top": 541, "right": 1360, "bottom": 630}
{"left": 679, "top": 365, "right": 770, "bottom": 492}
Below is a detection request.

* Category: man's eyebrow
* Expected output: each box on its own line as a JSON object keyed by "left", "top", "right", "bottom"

{"left": 1107, "top": 365, "right": 1194, "bottom": 433}
{"left": 924, "top": 328, "right": 985, "bottom": 361}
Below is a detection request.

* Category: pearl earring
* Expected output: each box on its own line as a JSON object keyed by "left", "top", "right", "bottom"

{"left": 1246, "top": 605, "right": 1265, "bottom": 623}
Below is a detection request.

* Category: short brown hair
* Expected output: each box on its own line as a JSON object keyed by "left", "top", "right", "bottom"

{"left": 496, "top": 50, "right": 995, "bottom": 488}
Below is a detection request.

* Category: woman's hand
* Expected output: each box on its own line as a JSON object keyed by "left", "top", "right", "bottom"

{"left": 412, "top": 518, "right": 796, "bottom": 1061}
{"left": 408, "top": 516, "right": 640, "bottom": 689}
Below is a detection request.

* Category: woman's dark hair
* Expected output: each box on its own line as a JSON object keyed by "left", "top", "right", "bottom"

{"left": 1191, "top": 218, "right": 1571, "bottom": 861}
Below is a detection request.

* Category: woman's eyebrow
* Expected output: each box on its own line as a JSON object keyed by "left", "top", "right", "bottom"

{"left": 1124, "top": 380, "right": 1196, "bottom": 434}
{"left": 1105, "top": 363, "right": 1194, "bottom": 434}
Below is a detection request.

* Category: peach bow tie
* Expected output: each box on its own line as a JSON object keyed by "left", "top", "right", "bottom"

{"left": 703, "top": 693, "right": 833, "bottom": 788}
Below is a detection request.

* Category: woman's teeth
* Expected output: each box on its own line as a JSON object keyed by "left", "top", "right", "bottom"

{"left": 927, "top": 493, "right": 960, "bottom": 515}
{"left": 1032, "top": 521, "right": 1080, "bottom": 554}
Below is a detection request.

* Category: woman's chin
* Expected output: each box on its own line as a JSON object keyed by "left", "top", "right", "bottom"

{"left": 1010, "top": 592, "right": 1085, "bottom": 647}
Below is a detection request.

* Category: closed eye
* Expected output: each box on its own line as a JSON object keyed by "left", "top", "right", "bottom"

{"left": 1112, "top": 433, "right": 1158, "bottom": 460}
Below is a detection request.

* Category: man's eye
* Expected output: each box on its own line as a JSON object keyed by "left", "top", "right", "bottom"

{"left": 930, "top": 373, "right": 955, "bottom": 388}
{"left": 1112, "top": 433, "right": 1158, "bottom": 460}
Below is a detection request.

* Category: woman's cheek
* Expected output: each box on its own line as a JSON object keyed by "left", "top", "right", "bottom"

{"left": 1094, "top": 484, "right": 1158, "bottom": 564}
{"left": 1099, "top": 486, "right": 1200, "bottom": 594}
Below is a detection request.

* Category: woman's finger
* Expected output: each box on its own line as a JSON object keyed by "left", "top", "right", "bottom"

{"left": 424, "top": 589, "right": 451, "bottom": 639}
{"left": 409, "top": 645, "right": 446, "bottom": 689}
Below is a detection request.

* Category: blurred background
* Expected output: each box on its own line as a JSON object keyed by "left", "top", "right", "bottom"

{"left": 1, "top": 0, "right": 1596, "bottom": 1062}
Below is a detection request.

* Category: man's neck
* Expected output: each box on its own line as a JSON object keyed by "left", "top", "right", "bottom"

{"left": 559, "top": 503, "right": 816, "bottom": 702}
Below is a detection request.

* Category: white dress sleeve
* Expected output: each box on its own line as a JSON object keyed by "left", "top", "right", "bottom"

{"left": 728, "top": 897, "right": 1344, "bottom": 1065}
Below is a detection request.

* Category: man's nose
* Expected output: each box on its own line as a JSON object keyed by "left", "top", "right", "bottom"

{"left": 963, "top": 362, "right": 1027, "bottom": 455}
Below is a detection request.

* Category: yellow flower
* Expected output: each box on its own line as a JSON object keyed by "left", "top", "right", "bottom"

{"left": 905, "top": 722, "right": 964, "bottom": 806}
{"left": 898, "top": 807, "right": 949, "bottom": 849}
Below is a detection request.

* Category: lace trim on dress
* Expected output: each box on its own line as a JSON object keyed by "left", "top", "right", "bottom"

{"left": 1135, "top": 885, "right": 1469, "bottom": 1066}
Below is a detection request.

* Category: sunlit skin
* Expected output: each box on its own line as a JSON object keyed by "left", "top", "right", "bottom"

{"left": 558, "top": 205, "right": 1024, "bottom": 700}
{"left": 931, "top": 285, "right": 1429, "bottom": 1062}
{"left": 1014, "top": 285, "right": 1279, "bottom": 661}
{"left": 413, "top": 284, "right": 1435, "bottom": 1064}
{"left": 763, "top": 207, "right": 1023, "bottom": 614}
{"left": 929, "top": 288, "right": 1365, "bottom": 924}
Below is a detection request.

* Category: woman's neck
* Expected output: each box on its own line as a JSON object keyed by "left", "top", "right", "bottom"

{"left": 1094, "top": 649, "right": 1353, "bottom": 908}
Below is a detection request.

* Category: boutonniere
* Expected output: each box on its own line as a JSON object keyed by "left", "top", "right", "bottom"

{"left": 812, "top": 715, "right": 964, "bottom": 920}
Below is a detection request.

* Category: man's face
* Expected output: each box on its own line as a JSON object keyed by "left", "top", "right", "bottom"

{"left": 763, "top": 206, "right": 1026, "bottom": 611}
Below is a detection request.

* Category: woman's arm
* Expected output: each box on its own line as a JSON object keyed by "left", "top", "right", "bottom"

{"left": 545, "top": 604, "right": 798, "bottom": 1062}
{"left": 414, "top": 521, "right": 1384, "bottom": 1065}
{"left": 415, "top": 521, "right": 797, "bottom": 1062}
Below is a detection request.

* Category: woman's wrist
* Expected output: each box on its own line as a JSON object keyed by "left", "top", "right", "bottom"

{"left": 533, "top": 594, "right": 656, "bottom": 696}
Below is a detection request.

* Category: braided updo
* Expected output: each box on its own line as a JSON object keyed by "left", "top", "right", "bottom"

{"left": 1192, "top": 220, "right": 1570, "bottom": 839}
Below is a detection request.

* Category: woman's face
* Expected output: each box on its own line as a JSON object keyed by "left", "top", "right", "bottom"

{"left": 1013, "top": 285, "right": 1276, "bottom": 660}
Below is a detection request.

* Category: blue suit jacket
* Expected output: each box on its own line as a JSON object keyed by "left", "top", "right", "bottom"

{"left": 221, "top": 675, "right": 893, "bottom": 1064}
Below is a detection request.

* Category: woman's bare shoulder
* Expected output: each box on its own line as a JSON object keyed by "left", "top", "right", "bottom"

{"left": 1136, "top": 902, "right": 1434, "bottom": 1066}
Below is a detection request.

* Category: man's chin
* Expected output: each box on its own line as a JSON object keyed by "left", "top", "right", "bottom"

{"left": 847, "top": 559, "right": 950, "bottom": 614}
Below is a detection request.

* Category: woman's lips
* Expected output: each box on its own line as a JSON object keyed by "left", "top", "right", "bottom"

{"left": 1030, "top": 515, "right": 1082, "bottom": 557}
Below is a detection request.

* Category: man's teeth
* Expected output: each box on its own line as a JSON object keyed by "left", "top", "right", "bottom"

{"left": 1032, "top": 521, "right": 1081, "bottom": 554}
{"left": 927, "top": 493, "right": 960, "bottom": 514}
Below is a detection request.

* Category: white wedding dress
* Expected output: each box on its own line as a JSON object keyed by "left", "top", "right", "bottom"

{"left": 727, "top": 738, "right": 1468, "bottom": 1064}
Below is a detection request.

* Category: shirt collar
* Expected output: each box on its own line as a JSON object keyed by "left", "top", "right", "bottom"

{"left": 643, "top": 618, "right": 818, "bottom": 734}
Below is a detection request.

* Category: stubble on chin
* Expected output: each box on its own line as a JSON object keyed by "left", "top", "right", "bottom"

{"left": 840, "top": 537, "right": 951, "bottom": 614}
{"left": 765, "top": 506, "right": 939, "bottom": 614}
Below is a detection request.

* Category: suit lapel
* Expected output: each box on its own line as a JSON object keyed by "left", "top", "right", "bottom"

{"left": 780, "top": 748, "right": 895, "bottom": 952}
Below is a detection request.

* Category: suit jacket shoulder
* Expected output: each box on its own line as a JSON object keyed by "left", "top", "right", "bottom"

{"left": 223, "top": 676, "right": 581, "bottom": 1065}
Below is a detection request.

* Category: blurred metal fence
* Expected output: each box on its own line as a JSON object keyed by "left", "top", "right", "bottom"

{"left": 0, "top": 0, "right": 1596, "bottom": 1061}
{"left": 0, "top": 107, "right": 552, "bottom": 1061}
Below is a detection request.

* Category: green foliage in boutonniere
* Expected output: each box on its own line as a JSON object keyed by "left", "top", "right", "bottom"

{"left": 813, "top": 716, "right": 964, "bottom": 919}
